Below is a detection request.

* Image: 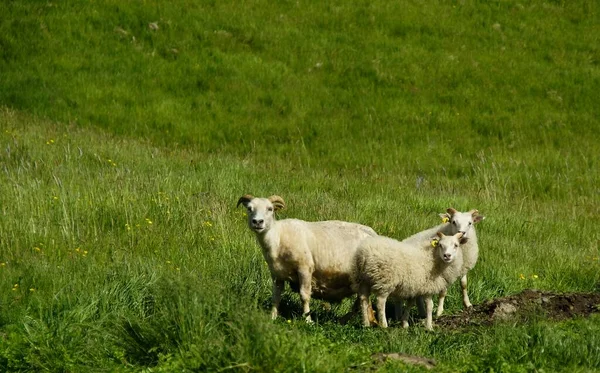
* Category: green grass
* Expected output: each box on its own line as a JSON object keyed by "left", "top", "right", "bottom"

{"left": 1, "top": 0, "right": 599, "bottom": 371}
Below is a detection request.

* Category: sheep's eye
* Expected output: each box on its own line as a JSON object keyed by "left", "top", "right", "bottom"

{"left": 247, "top": 207, "right": 252, "bottom": 212}
{"left": 267, "top": 207, "right": 274, "bottom": 212}
{"left": 455, "top": 244, "right": 458, "bottom": 248}
{"left": 468, "top": 222, "right": 472, "bottom": 226}
{"left": 452, "top": 220, "right": 457, "bottom": 225}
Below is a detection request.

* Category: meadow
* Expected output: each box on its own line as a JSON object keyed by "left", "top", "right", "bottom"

{"left": 0, "top": 0, "right": 599, "bottom": 371}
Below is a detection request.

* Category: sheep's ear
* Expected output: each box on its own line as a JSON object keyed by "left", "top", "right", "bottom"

{"left": 237, "top": 194, "right": 254, "bottom": 208}
{"left": 473, "top": 214, "right": 485, "bottom": 224}
{"left": 455, "top": 232, "right": 467, "bottom": 244}
{"left": 439, "top": 213, "right": 450, "bottom": 223}
{"left": 447, "top": 208, "right": 458, "bottom": 216}
{"left": 436, "top": 231, "right": 444, "bottom": 239}
{"left": 268, "top": 195, "right": 285, "bottom": 211}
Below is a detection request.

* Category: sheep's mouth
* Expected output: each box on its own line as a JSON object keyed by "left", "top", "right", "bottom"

{"left": 252, "top": 226, "right": 266, "bottom": 233}
{"left": 443, "top": 257, "right": 454, "bottom": 263}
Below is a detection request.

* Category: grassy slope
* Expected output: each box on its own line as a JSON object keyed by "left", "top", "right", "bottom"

{"left": 1, "top": 0, "right": 599, "bottom": 371}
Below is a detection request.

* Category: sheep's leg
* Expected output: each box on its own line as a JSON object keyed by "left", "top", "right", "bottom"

{"left": 298, "top": 270, "right": 313, "bottom": 323}
{"left": 436, "top": 288, "right": 447, "bottom": 317}
{"left": 375, "top": 293, "right": 390, "bottom": 328}
{"left": 271, "top": 279, "right": 285, "bottom": 320}
{"left": 416, "top": 296, "right": 427, "bottom": 319}
{"left": 358, "top": 285, "right": 372, "bottom": 327}
{"left": 392, "top": 298, "right": 404, "bottom": 322}
{"left": 461, "top": 274, "right": 472, "bottom": 309}
{"left": 424, "top": 295, "right": 434, "bottom": 331}
{"left": 401, "top": 298, "right": 416, "bottom": 329}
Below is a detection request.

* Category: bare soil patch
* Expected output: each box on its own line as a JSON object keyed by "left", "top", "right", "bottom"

{"left": 436, "top": 289, "right": 600, "bottom": 329}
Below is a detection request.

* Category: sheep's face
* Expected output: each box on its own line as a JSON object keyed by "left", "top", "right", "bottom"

{"left": 440, "top": 208, "right": 485, "bottom": 240}
{"left": 237, "top": 195, "right": 285, "bottom": 234}
{"left": 434, "top": 232, "right": 463, "bottom": 263}
{"left": 246, "top": 198, "right": 276, "bottom": 233}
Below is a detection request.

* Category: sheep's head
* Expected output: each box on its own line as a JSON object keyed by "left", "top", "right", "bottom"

{"left": 237, "top": 194, "right": 285, "bottom": 234}
{"left": 439, "top": 208, "right": 485, "bottom": 240}
{"left": 433, "top": 232, "right": 464, "bottom": 263}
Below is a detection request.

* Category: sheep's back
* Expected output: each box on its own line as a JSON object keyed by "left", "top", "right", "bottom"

{"left": 401, "top": 223, "right": 451, "bottom": 245}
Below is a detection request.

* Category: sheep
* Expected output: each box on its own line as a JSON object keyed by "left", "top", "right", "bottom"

{"left": 402, "top": 208, "right": 485, "bottom": 316}
{"left": 237, "top": 194, "right": 378, "bottom": 322}
{"left": 353, "top": 232, "right": 466, "bottom": 330}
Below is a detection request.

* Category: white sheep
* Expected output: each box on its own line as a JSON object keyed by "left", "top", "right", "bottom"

{"left": 402, "top": 208, "right": 485, "bottom": 316}
{"left": 237, "top": 194, "right": 378, "bottom": 322}
{"left": 353, "top": 232, "right": 466, "bottom": 330}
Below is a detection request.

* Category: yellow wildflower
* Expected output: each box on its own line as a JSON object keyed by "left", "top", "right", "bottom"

{"left": 519, "top": 274, "right": 525, "bottom": 280}
{"left": 532, "top": 274, "right": 539, "bottom": 279}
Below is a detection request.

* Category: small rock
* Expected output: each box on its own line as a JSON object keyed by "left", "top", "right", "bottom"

{"left": 492, "top": 302, "right": 517, "bottom": 321}
{"left": 149, "top": 22, "right": 159, "bottom": 31}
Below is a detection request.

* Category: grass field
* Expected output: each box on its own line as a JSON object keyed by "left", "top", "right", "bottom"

{"left": 1, "top": 0, "right": 599, "bottom": 371}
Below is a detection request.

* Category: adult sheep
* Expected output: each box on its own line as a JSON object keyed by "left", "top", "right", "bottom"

{"left": 237, "top": 194, "right": 377, "bottom": 322}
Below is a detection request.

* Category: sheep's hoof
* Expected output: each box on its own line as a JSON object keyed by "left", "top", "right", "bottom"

{"left": 303, "top": 312, "right": 313, "bottom": 323}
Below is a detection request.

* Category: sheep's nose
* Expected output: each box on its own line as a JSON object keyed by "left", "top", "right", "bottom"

{"left": 459, "top": 231, "right": 466, "bottom": 235}
{"left": 444, "top": 253, "right": 452, "bottom": 260}
{"left": 252, "top": 219, "right": 264, "bottom": 225}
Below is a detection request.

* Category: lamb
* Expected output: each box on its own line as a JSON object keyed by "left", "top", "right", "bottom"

{"left": 402, "top": 208, "right": 485, "bottom": 316}
{"left": 237, "top": 194, "right": 378, "bottom": 322}
{"left": 353, "top": 232, "right": 466, "bottom": 330}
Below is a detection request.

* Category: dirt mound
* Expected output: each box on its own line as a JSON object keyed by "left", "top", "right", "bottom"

{"left": 436, "top": 289, "right": 600, "bottom": 329}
